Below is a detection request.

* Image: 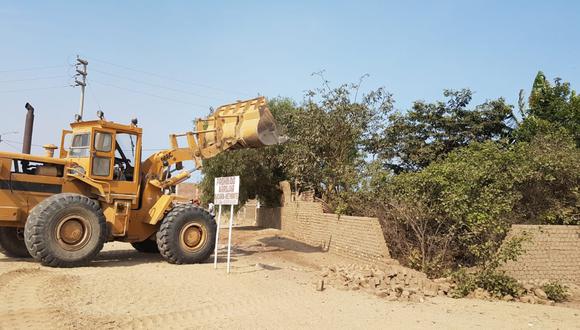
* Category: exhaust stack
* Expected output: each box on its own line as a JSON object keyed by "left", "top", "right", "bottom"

{"left": 22, "top": 103, "right": 34, "bottom": 154}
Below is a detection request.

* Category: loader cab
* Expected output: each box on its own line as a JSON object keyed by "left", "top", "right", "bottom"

{"left": 60, "top": 119, "right": 143, "bottom": 197}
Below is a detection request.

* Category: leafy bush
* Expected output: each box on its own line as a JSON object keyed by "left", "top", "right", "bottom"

{"left": 476, "top": 271, "right": 523, "bottom": 297}
{"left": 512, "top": 132, "right": 580, "bottom": 225}
{"left": 542, "top": 282, "right": 569, "bottom": 302}
{"left": 451, "top": 268, "right": 523, "bottom": 298}
{"left": 379, "top": 132, "right": 578, "bottom": 275}
{"left": 450, "top": 268, "right": 477, "bottom": 298}
{"left": 450, "top": 234, "right": 527, "bottom": 298}
{"left": 378, "top": 200, "right": 456, "bottom": 277}
{"left": 386, "top": 141, "right": 522, "bottom": 268}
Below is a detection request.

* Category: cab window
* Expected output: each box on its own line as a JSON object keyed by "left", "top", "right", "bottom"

{"left": 114, "top": 133, "right": 137, "bottom": 181}
{"left": 94, "top": 132, "right": 113, "bottom": 152}
{"left": 92, "top": 157, "right": 111, "bottom": 176}
{"left": 69, "top": 133, "right": 90, "bottom": 158}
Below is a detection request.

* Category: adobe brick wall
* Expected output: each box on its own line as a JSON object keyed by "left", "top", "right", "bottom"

{"left": 256, "top": 207, "right": 281, "bottom": 229}
{"left": 502, "top": 225, "right": 580, "bottom": 284}
{"left": 176, "top": 183, "right": 200, "bottom": 201}
{"left": 236, "top": 200, "right": 259, "bottom": 226}
{"left": 257, "top": 200, "right": 391, "bottom": 264}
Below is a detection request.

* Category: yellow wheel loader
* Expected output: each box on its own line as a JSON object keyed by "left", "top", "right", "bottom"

{"left": 0, "top": 97, "right": 282, "bottom": 267}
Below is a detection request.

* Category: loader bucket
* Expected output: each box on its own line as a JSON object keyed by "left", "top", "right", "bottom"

{"left": 196, "top": 97, "right": 284, "bottom": 152}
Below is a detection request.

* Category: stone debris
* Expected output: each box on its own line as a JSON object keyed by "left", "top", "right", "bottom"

{"left": 314, "top": 264, "right": 450, "bottom": 303}
{"left": 313, "top": 264, "right": 562, "bottom": 306}
{"left": 502, "top": 294, "right": 514, "bottom": 302}
{"left": 516, "top": 282, "right": 556, "bottom": 305}
{"left": 533, "top": 288, "right": 548, "bottom": 300}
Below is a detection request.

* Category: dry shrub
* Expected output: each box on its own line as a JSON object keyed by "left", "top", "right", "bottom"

{"left": 378, "top": 201, "right": 456, "bottom": 277}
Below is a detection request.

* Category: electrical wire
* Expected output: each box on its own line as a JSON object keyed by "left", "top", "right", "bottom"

{"left": 91, "top": 68, "right": 230, "bottom": 102}
{"left": 0, "top": 85, "right": 70, "bottom": 94}
{"left": 86, "top": 83, "right": 104, "bottom": 111}
{"left": 1, "top": 141, "right": 22, "bottom": 152}
{"left": 88, "top": 57, "right": 253, "bottom": 97}
{"left": 0, "top": 75, "right": 69, "bottom": 83}
{"left": 3, "top": 139, "right": 45, "bottom": 148}
{"left": 0, "top": 65, "right": 67, "bottom": 73}
{"left": 90, "top": 80, "right": 211, "bottom": 109}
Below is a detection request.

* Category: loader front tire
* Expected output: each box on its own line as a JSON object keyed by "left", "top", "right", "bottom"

{"left": 0, "top": 227, "right": 31, "bottom": 258}
{"left": 131, "top": 239, "right": 159, "bottom": 253}
{"left": 24, "top": 193, "right": 107, "bottom": 268}
{"left": 157, "top": 204, "right": 216, "bottom": 264}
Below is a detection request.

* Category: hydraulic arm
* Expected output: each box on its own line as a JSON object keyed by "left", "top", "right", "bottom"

{"left": 144, "top": 96, "right": 284, "bottom": 189}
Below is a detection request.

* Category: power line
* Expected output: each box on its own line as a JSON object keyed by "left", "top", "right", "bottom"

{"left": 0, "top": 85, "right": 70, "bottom": 94}
{"left": 1, "top": 141, "right": 20, "bottom": 152}
{"left": 0, "top": 65, "right": 67, "bottom": 73}
{"left": 87, "top": 83, "right": 104, "bottom": 112}
{"left": 91, "top": 68, "right": 230, "bottom": 102}
{"left": 0, "top": 75, "right": 69, "bottom": 83}
{"left": 88, "top": 57, "right": 253, "bottom": 97}
{"left": 3, "top": 139, "right": 44, "bottom": 148}
{"left": 90, "top": 80, "right": 211, "bottom": 109}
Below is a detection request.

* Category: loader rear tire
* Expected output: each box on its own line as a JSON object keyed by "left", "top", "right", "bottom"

{"left": 157, "top": 204, "right": 216, "bottom": 264}
{"left": 0, "top": 227, "right": 31, "bottom": 258}
{"left": 24, "top": 193, "right": 107, "bottom": 268}
{"left": 131, "top": 239, "right": 159, "bottom": 253}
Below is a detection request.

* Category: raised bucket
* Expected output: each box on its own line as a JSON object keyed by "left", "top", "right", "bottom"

{"left": 196, "top": 97, "right": 285, "bottom": 151}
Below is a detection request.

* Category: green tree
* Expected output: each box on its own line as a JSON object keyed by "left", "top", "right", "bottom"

{"left": 374, "top": 89, "right": 515, "bottom": 173}
{"left": 517, "top": 71, "right": 580, "bottom": 145}
{"left": 382, "top": 132, "right": 579, "bottom": 274}
{"left": 281, "top": 81, "right": 393, "bottom": 205}
{"left": 199, "top": 98, "right": 296, "bottom": 207}
{"left": 200, "top": 79, "right": 393, "bottom": 210}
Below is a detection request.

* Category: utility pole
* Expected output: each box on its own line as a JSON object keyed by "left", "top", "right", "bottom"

{"left": 74, "top": 56, "right": 88, "bottom": 121}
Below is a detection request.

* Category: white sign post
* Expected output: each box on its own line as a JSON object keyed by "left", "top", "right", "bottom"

{"left": 212, "top": 176, "right": 240, "bottom": 274}
{"left": 213, "top": 204, "right": 222, "bottom": 269}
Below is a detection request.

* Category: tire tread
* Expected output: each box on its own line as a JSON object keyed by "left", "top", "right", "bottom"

{"left": 156, "top": 204, "right": 216, "bottom": 264}
{"left": 24, "top": 193, "right": 107, "bottom": 267}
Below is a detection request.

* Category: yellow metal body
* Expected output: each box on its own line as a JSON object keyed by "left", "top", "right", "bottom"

{"left": 0, "top": 96, "right": 281, "bottom": 242}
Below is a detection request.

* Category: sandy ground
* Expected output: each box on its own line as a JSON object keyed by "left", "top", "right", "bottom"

{"left": 0, "top": 227, "right": 579, "bottom": 330}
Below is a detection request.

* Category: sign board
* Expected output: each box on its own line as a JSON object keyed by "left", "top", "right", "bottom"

{"left": 213, "top": 176, "right": 241, "bottom": 273}
{"left": 214, "top": 176, "right": 240, "bottom": 205}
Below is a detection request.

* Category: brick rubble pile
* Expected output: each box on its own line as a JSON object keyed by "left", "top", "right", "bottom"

{"left": 315, "top": 264, "right": 450, "bottom": 302}
{"left": 314, "top": 264, "right": 569, "bottom": 305}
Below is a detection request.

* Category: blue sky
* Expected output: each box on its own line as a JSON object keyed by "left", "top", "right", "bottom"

{"left": 1, "top": 0, "right": 578, "bottom": 157}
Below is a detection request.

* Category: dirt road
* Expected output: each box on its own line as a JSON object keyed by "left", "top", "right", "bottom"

{"left": 0, "top": 228, "right": 578, "bottom": 329}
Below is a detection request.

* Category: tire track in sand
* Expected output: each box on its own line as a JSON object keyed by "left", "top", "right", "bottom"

{"left": 0, "top": 267, "right": 121, "bottom": 329}
{"left": 126, "top": 284, "right": 302, "bottom": 329}
{"left": 0, "top": 268, "right": 67, "bottom": 329}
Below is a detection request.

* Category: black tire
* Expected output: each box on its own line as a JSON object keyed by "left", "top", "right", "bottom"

{"left": 131, "top": 239, "right": 159, "bottom": 253}
{"left": 156, "top": 204, "right": 216, "bottom": 264}
{"left": 0, "top": 227, "right": 31, "bottom": 258}
{"left": 24, "top": 193, "right": 107, "bottom": 268}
